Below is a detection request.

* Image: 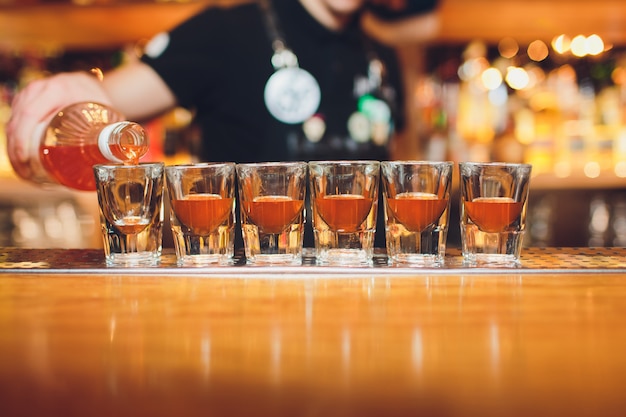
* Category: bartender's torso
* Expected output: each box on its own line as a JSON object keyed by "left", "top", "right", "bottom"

{"left": 142, "top": 0, "right": 404, "bottom": 163}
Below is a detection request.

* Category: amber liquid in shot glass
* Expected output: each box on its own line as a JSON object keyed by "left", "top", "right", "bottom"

{"left": 309, "top": 161, "right": 380, "bottom": 266}
{"left": 459, "top": 162, "right": 532, "bottom": 266}
{"left": 166, "top": 163, "right": 236, "bottom": 266}
{"left": 94, "top": 162, "right": 165, "bottom": 267}
{"left": 382, "top": 161, "right": 453, "bottom": 267}
{"left": 237, "top": 162, "right": 307, "bottom": 265}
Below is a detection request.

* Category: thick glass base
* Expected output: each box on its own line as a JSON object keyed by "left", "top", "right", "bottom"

{"left": 177, "top": 254, "right": 233, "bottom": 267}
{"left": 315, "top": 248, "right": 373, "bottom": 266}
{"left": 462, "top": 253, "right": 521, "bottom": 267}
{"left": 461, "top": 224, "right": 524, "bottom": 267}
{"left": 245, "top": 253, "right": 302, "bottom": 266}
{"left": 386, "top": 226, "right": 447, "bottom": 267}
{"left": 105, "top": 251, "right": 160, "bottom": 267}
{"left": 389, "top": 253, "right": 444, "bottom": 267}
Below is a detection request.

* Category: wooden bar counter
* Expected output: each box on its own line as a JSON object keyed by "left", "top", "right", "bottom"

{"left": 1, "top": 247, "right": 626, "bottom": 417}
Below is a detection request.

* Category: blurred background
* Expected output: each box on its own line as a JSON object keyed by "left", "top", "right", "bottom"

{"left": 1, "top": 0, "right": 625, "bottom": 249}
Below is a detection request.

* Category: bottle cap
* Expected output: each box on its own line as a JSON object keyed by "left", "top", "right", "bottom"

{"left": 98, "top": 122, "right": 126, "bottom": 162}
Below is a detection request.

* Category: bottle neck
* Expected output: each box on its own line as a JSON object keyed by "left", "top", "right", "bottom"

{"left": 98, "top": 121, "right": 149, "bottom": 164}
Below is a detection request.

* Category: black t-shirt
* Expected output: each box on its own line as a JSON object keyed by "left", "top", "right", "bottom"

{"left": 141, "top": 0, "right": 408, "bottom": 163}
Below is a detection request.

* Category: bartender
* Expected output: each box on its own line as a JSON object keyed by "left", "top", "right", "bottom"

{"left": 6, "top": 0, "right": 440, "bottom": 246}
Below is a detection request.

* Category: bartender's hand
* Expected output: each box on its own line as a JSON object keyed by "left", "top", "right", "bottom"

{"left": 6, "top": 71, "right": 113, "bottom": 182}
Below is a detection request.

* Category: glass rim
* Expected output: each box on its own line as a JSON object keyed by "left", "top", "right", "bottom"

{"left": 93, "top": 161, "right": 164, "bottom": 169}
{"left": 164, "top": 162, "right": 236, "bottom": 170}
{"left": 308, "top": 160, "right": 380, "bottom": 166}
{"left": 458, "top": 161, "right": 532, "bottom": 169}
{"left": 381, "top": 160, "right": 454, "bottom": 166}
{"left": 235, "top": 161, "right": 307, "bottom": 168}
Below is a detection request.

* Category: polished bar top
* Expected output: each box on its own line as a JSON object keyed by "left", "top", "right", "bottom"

{"left": 2, "top": 247, "right": 626, "bottom": 275}
{"left": 1, "top": 248, "right": 626, "bottom": 417}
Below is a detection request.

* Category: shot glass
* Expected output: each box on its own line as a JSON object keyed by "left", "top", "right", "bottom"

{"left": 381, "top": 161, "right": 453, "bottom": 266}
{"left": 308, "top": 160, "right": 380, "bottom": 266}
{"left": 165, "top": 163, "right": 236, "bottom": 266}
{"left": 93, "top": 162, "right": 165, "bottom": 267}
{"left": 459, "top": 162, "right": 532, "bottom": 266}
{"left": 236, "top": 161, "right": 307, "bottom": 265}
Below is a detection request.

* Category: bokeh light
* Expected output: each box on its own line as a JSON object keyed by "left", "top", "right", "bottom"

{"left": 552, "top": 34, "right": 571, "bottom": 54}
{"left": 584, "top": 161, "right": 601, "bottom": 178}
{"left": 498, "top": 37, "right": 519, "bottom": 59}
{"left": 458, "top": 57, "right": 489, "bottom": 81}
{"left": 505, "top": 67, "right": 530, "bottom": 90}
{"left": 571, "top": 35, "right": 588, "bottom": 57}
{"left": 612, "top": 67, "right": 626, "bottom": 85}
{"left": 527, "top": 40, "right": 549, "bottom": 62}
{"left": 481, "top": 67, "right": 503, "bottom": 90}
{"left": 586, "top": 34, "right": 604, "bottom": 55}
{"left": 615, "top": 161, "right": 626, "bottom": 178}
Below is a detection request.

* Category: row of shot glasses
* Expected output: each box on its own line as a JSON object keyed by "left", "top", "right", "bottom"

{"left": 93, "top": 160, "right": 531, "bottom": 268}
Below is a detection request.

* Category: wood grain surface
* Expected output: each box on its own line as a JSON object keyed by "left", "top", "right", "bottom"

{"left": 1, "top": 270, "right": 625, "bottom": 416}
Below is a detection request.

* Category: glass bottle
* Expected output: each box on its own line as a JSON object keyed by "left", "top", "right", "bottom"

{"left": 20, "top": 102, "right": 149, "bottom": 191}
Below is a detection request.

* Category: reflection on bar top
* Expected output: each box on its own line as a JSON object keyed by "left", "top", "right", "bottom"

{"left": 1, "top": 247, "right": 626, "bottom": 276}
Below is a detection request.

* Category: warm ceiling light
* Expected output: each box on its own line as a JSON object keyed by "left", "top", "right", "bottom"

{"left": 612, "top": 67, "right": 626, "bottom": 85}
{"left": 586, "top": 34, "right": 604, "bottom": 55}
{"left": 498, "top": 37, "right": 519, "bottom": 59}
{"left": 584, "top": 161, "right": 601, "bottom": 179}
{"left": 551, "top": 34, "right": 570, "bottom": 54}
{"left": 481, "top": 67, "right": 503, "bottom": 90}
{"left": 527, "top": 40, "right": 549, "bottom": 62}
{"left": 571, "top": 35, "right": 588, "bottom": 57}
{"left": 615, "top": 161, "right": 626, "bottom": 178}
{"left": 505, "top": 67, "right": 530, "bottom": 90}
{"left": 458, "top": 57, "right": 488, "bottom": 81}
{"left": 556, "top": 64, "right": 576, "bottom": 83}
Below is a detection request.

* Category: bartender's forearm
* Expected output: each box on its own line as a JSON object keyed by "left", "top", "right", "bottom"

{"left": 362, "top": 10, "right": 440, "bottom": 46}
{"left": 102, "top": 60, "right": 178, "bottom": 121}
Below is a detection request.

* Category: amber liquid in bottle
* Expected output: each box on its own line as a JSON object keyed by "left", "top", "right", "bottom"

{"left": 38, "top": 103, "right": 148, "bottom": 191}
{"left": 40, "top": 144, "right": 108, "bottom": 191}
